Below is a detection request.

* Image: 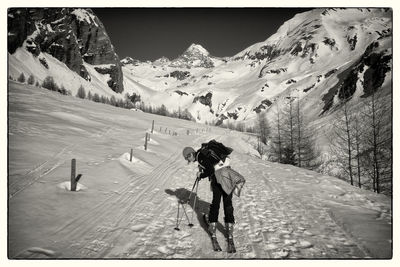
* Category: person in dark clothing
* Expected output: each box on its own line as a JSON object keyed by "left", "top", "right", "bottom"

{"left": 182, "top": 146, "right": 236, "bottom": 253}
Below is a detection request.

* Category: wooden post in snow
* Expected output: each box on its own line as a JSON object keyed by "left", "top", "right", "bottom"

{"left": 151, "top": 120, "right": 154, "bottom": 133}
{"left": 144, "top": 133, "right": 148, "bottom": 150}
{"left": 130, "top": 149, "right": 133, "bottom": 162}
{"left": 71, "top": 159, "right": 77, "bottom": 191}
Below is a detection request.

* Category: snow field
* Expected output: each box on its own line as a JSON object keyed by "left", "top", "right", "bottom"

{"left": 8, "top": 82, "right": 391, "bottom": 259}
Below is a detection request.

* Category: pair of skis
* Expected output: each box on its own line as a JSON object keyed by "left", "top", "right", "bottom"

{"left": 173, "top": 178, "right": 236, "bottom": 253}
{"left": 203, "top": 214, "right": 236, "bottom": 253}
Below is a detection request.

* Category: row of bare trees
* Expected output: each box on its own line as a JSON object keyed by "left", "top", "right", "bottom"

{"left": 254, "top": 88, "right": 391, "bottom": 195}
{"left": 256, "top": 94, "right": 319, "bottom": 169}
{"left": 329, "top": 89, "right": 392, "bottom": 194}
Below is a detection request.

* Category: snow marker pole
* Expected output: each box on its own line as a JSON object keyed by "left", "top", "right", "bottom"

{"left": 151, "top": 120, "right": 154, "bottom": 133}
{"left": 144, "top": 133, "right": 148, "bottom": 150}
{"left": 71, "top": 159, "right": 77, "bottom": 191}
{"left": 130, "top": 149, "right": 133, "bottom": 162}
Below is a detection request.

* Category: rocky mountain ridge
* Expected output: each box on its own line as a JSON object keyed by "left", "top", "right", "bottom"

{"left": 8, "top": 8, "right": 124, "bottom": 93}
{"left": 121, "top": 8, "right": 392, "bottom": 126}
{"left": 8, "top": 8, "right": 392, "bottom": 129}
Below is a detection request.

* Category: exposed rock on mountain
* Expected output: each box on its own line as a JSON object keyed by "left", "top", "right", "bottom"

{"left": 193, "top": 92, "right": 213, "bottom": 108}
{"left": 253, "top": 99, "right": 273, "bottom": 113}
{"left": 8, "top": 8, "right": 124, "bottom": 93}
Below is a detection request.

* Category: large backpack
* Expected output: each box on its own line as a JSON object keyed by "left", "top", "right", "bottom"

{"left": 200, "top": 139, "right": 233, "bottom": 162}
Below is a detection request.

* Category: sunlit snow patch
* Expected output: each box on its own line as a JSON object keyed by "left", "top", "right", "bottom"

{"left": 15, "top": 247, "right": 59, "bottom": 258}
{"left": 57, "top": 181, "right": 87, "bottom": 191}
{"left": 118, "top": 152, "right": 152, "bottom": 173}
{"left": 130, "top": 224, "right": 147, "bottom": 232}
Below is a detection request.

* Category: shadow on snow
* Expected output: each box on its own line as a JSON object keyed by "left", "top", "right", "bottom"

{"left": 165, "top": 188, "right": 227, "bottom": 238}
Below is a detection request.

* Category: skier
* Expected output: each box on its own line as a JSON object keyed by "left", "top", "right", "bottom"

{"left": 182, "top": 144, "right": 236, "bottom": 253}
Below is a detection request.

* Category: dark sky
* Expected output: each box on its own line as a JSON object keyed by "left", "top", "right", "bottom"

{"left": 92, "top": 8, "right": 312, "bottom": 61}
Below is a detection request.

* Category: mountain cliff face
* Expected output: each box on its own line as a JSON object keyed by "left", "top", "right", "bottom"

{"left": 8, "top": 8, "right": 124, "bottom": 93}
{"left": 121, "top": 8, "right": 392, "bottom": 125}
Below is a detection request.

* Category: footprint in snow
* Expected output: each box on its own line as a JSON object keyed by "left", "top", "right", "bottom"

{"left": 296, "top": 240, "right": 313, "bottom": 249}
{"left": 273, "top": 250, "right": 289, "bottom": 258}
{"left": 130, "top": 224, "right": 147, "bottom": 232}
{"left": 157, "top": 246, "right": 172, "bottom": 255}
{"left": 15, "top": 247, "right": 59, "bottom": 258}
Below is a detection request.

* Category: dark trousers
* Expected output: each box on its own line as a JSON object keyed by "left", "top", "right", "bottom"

{"left": 209, "top": 176, "right": 235, "bottom": 223}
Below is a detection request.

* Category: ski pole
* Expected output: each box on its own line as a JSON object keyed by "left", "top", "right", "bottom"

{"left": 174, "top": 177, "right": 199, "bottom": 230}
{"left": 189, "top": 178, "right": 200, "bottom": 226}
{"left": 176, "top": 200, "right": 191, "bottom": 230}
{"left": 187, "top": 177, "right": 199, "bottom": 203}
{"left": 174, "top": 201, "right": 181, "bottom": 230}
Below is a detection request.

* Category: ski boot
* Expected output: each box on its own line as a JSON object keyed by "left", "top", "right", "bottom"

{"left": 225, "top": 222, "right": 236, "bottom": 253}
{"left": 203, "top": 214, "right": 222, "bottom": 252}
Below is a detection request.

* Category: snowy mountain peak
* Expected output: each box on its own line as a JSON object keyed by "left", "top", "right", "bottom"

{"left": 71, "top": 8, "right": 99, "bottom": 27}
{"left": 185, "top": 43, "right": 210, "bottom": 56}
{"left": 153, "top": 56, "right": 170, "bottom": 66}
{"left": 121, "top": 57, "right": 141, "bottom": 66}
{"left": 169, "top": 43, "right": 216, "bottom": 68}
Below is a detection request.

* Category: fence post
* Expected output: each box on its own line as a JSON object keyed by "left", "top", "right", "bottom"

{"left": 144, "top": 133, "right": 148, "bottom": 150}
{"left": 130, "top": 148, "right": 133, "bottom": 162}
{"left": 187, "top": 130, "right": 189, "bottom": 135}
{"left": 151, "top": 120, "right": 154, "bottom": 133}
{"left": 71, "top": 159, "right": 77, "bottom": 191}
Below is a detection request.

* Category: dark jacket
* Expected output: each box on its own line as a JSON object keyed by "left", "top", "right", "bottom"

{"left": 195, "top": 149, "right": 220, "bottom": 179}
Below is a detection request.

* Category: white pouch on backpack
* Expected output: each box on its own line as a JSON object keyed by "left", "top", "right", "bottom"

{"left": 214, "top": 156, "right": 230, "bottom": 171}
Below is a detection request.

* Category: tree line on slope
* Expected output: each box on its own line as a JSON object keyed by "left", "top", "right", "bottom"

{"left": 12, "top": 72, "right": 196, "bottom": 122}
{"left": 326, "top": 89, "right": 392, "bottom": 195}
{"left": 253, "top": 89, "right": 392, "bottom": 195}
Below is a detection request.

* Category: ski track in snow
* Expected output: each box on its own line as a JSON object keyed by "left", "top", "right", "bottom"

{"left": 40, "top": 132, "right": 384, "bottom": 259}
{"left": 8, "top": 126, "right": 114, "bottom": 199}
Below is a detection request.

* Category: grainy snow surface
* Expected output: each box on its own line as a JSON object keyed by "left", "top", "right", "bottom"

{"left": 8, "top": 81, "right": 391, "bottom": 259}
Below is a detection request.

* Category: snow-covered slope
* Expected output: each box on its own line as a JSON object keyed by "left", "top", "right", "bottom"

{"left": 9, "top": 48, "right": 125, "bottom": 99}
{"left": 8, "top": 81, "right": 392, "bottom": 259}
{"left": 121, "top": 8, "right": 392, "bottom": 125}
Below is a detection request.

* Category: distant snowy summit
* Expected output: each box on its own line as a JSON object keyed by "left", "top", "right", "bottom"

{"left": 121, "top": 43, "right": 225, "bottom": 69}
{"left": 169, "top": 43, "right": 225, "bottom": 68}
